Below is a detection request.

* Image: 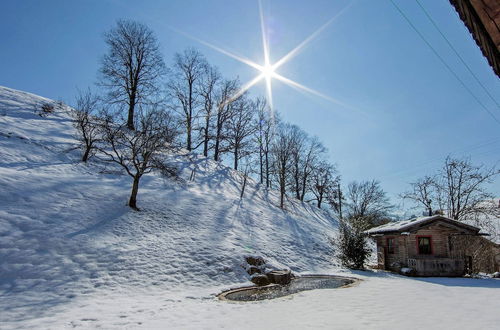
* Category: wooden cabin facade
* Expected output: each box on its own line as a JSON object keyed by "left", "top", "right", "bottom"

{"left": 365, "top": 215, "right": 496, "bottom": 276}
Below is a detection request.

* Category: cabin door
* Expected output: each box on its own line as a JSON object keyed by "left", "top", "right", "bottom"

{"left": 377, "top": 246, "right": 386, "bottom": 269}
{"left": 464, "top": 255, "right": 473, "bottom": 274}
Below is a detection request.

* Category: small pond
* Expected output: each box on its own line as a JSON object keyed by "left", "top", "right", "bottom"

{"left": 218, "top": 275, "right": 359, "bottom": 302}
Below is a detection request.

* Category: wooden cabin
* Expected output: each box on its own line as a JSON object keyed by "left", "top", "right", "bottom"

{"left": 364, "top": 215, "right": 496, "bottom": 276}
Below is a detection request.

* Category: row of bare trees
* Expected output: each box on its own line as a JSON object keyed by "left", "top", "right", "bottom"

{"left": 269, "top": 122, "right": 337, "bottom": 209}
{"left": 70, "top": 19, "right": 349, "bottom": 211}
{"left": 81, "top": 19, "right": 490, "bottom": 223}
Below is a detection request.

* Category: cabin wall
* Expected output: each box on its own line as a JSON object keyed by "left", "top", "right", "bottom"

{"left": 375, "top": 236, "right": 407, "bottom": 271}
{"left": 406, "top": 225, "right": 456, "bottom": 258}
{"left": 452, "top": 236, "right": 500, "bottom": 273}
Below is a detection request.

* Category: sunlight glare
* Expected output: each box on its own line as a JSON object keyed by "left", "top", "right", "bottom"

{"left": 173, "top": 0, "right": 356, "bottom": 114}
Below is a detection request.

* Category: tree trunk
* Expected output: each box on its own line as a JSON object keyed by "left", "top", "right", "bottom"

{"left": 234, "top": 146, "right": 238, "bottom": 170}
{"left": 259, "top": 147, "right": 263, "bottom": 184}
{"left": 203, "top": 117, "right": 210, "bottom": 157}
{"left": 129, "top": 175, "right": 141, "bottom": 210}
{"left": 337, "top": 182, "right": 343, "bottom": 219}
{"left": 265, "top": 151, "right": 270, "bottom": 188}
{"left": 214, "top": 125, "right": 221, "bottom": 161}
{"left": 300, "top": 171, "right": 308, "bottom": 201}
{"left": 186, "top": 118, "right": 192, "bottom": 151}
{"left": 279, "top": 168, "right": 286, "bottom": 209}
{"left": 82, "top": 146, "right": 90, "bottom": 162}
{"left": 317, "top": 190, "right": 323, "bottom": 208}
{"left": 240, "top": 173, "right": 247, "bottom": 199}
{"left": 294, "top": 166, "right": 300, "bottom": 200}
{"left": 127, "top": 95, "right": 136, "bottom": 130}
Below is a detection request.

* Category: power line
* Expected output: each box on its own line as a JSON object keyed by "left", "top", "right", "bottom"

{"left": 379, "top": 136, "right": 500, "bottom": 180}
{"left": 389, "top": 0, "right": 500, "bottom": 126}
{"left": 415, "top": 0, "right": 500, "bottom": 109}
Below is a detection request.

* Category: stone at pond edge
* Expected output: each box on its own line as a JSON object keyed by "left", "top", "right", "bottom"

{"left": 247, "top": 266, "right": 262, "bottom": 275}
{"left": 266, "top": 270, "right": 292, "bottom": 285}
{"left": 251, "top": 274, "right": 270, "bottom": 286}
{"left": 246, "top": 256, "right": 266, "bottom": 267}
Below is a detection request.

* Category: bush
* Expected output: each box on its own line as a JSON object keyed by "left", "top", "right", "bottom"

{"left": 334, "top": 220, "right": 370, "bottom": 270}
{"left": 35, "top": 102, "right": 55, "bottom": 117}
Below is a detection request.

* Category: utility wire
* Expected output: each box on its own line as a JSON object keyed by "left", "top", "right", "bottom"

{"left": 380, "top": 136, "right": 500, "bottom": 180}
{"left": 415, "top": 0, "right": 500, "bottom": 109}
{"left": 389, "top": 0, "right": 500, "bottom": 126}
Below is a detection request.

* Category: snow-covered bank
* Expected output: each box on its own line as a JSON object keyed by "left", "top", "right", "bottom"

{"left": 0, "top": 86, "right": 339, "bottom": 326}
{"left": 6, "top": 271, "right": 500, "bottom": 329}
{"left": 1, "top": 86, "right": 498, "bottom": 329}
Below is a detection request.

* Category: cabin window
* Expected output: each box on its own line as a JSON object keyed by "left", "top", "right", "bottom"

{"left": 387, "top": 238, "right": 395, "bottom": 254}
{"left": 417, "top": 236, "right": 432, "bottom": 255}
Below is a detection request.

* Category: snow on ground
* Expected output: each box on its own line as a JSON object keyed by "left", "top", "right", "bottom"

{"left": 6, "top": 271, "right": 500, "bottom": 329}
{"left": 1, "top": 86, "right": 499, "bottom": 329}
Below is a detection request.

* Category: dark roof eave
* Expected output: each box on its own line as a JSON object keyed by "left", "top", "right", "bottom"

{"left": 449, "top": 0, "right": 500, "bottom": 77}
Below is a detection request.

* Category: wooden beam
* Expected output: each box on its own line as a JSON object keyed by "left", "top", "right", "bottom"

{"left": 450, "top": 0, "right": 500, "bottom": 77}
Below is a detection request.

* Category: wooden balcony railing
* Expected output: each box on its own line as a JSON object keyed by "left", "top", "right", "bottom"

{"left": 407, "top": 257, "right": 465, "bottom": 276}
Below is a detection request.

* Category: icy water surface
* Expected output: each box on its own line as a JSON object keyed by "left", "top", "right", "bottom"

{"left": 220, "top": 275, "right": 357, "bottom": 301}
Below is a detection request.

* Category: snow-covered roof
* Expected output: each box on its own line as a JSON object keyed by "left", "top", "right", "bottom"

{"left": 364, "top": 215, "right": 481, "bottom": 235}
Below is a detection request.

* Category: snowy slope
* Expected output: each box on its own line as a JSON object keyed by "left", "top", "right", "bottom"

{"left": 0, "top": 86, "right": 340, "bottom": 325}
{"left": 2, "top": 86, "right": 499, "bottom": 330}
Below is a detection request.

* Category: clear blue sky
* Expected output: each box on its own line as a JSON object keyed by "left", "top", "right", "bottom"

{"left": 1, "top": 0, "right": 499, "bottom": 205}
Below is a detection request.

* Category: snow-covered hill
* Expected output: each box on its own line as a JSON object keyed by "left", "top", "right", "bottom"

{"left": 2, "top": 86, "right": 499, "bottom": 330}
{"left": 0, "top": 86, "right": 340, "bottom": 325}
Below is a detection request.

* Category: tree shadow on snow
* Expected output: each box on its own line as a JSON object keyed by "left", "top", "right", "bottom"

{"left": 351, "top": 269, "right": 500, "bottom": 289}
{"left": 410, "top": 276, "right": 500, "bottom": 289}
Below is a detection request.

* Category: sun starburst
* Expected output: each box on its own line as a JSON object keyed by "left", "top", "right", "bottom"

{"left": 175, "top": 0, "right": 355, "bottom": 113}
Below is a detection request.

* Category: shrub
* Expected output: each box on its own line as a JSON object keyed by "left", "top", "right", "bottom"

{"left": 334, "top": 220, "right": 370, "bottom": 270}
{"left": 35, "top": 102, "right": 55, "bottom": 117}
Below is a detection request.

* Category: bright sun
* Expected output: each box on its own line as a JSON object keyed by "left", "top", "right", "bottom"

{"left": 175, "top": 0, "right": 354, "bottom": 112}
{"left": 261, "top": 63, "right": 275, "bottom": 79}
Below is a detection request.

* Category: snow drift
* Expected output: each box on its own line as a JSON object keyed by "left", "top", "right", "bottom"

{"left": 0, "top": 86, "right": 340, "bottom": 323}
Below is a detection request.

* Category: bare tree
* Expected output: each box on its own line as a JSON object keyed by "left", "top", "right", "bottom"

{"left": 239, "top": 162, "right": 251, "bottom": 199}
{"left": 289, "top": 126, "right": 307, "bottom": 200}
{"left": 213, "top": 78, "right": 239, "bottom": 162}
{"left": 299, "top": 137, "right": 326, "bottom": 201}
{"left": 168, "top": 48, "right": 206, "bottom": 151}
{"left": 327, "top": 180, "right": 344, "bottom": 219}
{"left": 401, "top": 175, "right": 436, "bottom": 216}
{"left": 402, "top": 157, "right": 499, "bottom": 222}
{"left": 345, "top": 180, "right": 393, "bottom": 230}
{"left": 309, "top": 161, "right": 338, "bottom": 209}
{"left": 285, "top": 126, "right": 328, "bottom": 202}
{"left": 197, "top": 64, "right": 220, "bottom": 157}
{"left": 254, "top": 98, "right": 275, "bottom": 188}
{"left": 226, "top": 96, "right": 257, "bottom": 170}
{"left": 271, "top": 123, "right": 296, "bottom": 209}
{"left": 100, "top": 19, "right": 166, "bottom": 130}
{"left": 98, "top": 107, "right": 178, "bottom": 210}
{"left": 439, "top": 157, "right": 498, "bottom": 220}
{"left": 72, "top": 89, "right": 101, "bottom": 162}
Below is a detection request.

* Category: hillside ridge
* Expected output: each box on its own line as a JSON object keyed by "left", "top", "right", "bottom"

{"left": 0, "top": 85, "right": 340, "bottom": 323}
